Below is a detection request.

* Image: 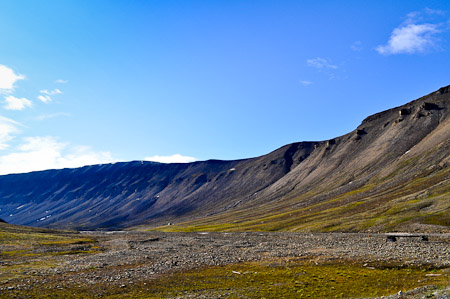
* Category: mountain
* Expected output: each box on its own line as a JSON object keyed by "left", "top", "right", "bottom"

{"left": 0, "top": 86, "right": 449, "bottom": 232}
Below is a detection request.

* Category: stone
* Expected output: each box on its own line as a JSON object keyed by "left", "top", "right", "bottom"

{"left": 355, "top": 129, "right": 367, "bottom": 135}
{"left": 399, "top": 108, "right": 410, "bottom": 116}
{"left": 420, "top": 102, "right": 438, "bottom": 111}
{"left": 439, "top": 85, "right": 449, "bottom": 94}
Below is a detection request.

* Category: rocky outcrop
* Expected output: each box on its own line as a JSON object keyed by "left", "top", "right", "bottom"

{"left": 399, "top": 108, "right": 410, "bottom": 116}
{"left": 439, "top": 85, "right": 449, "bottom": 94}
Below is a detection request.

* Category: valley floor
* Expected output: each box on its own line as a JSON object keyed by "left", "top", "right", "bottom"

{"left": 1, "top": 226, "right": 450, "bottom": 298}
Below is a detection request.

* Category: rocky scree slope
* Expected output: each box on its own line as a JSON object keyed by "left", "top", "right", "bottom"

{"left": 174, "top": 86, "right": 450, "bottom": 232}
{"left": 0, "top": 141, "right": 315, "bottom": 230}
{"left": 0, "top": 86, "right": 449, "bottom": 232}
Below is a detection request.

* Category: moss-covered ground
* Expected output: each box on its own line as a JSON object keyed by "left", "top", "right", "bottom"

{"left": 0, "top": 222, "right": 99, "bottom": 281}
{"left": 1, "top": 222, "right": 449, "bottom": 298}
{"left": 2, "top": 258, "right": 449, "bottom": 298}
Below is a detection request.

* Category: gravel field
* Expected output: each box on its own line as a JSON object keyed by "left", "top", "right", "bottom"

{"left": 1, "top": 231, "right": 450, "bottom": 297}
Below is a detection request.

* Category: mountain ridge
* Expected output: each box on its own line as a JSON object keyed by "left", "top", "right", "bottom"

{"left": 0, "top": 85, "right": 449, "bottom": 232}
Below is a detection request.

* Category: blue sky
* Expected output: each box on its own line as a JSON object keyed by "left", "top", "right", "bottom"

{"left": 0, "top": 0, "right": 449, "bottom": 174}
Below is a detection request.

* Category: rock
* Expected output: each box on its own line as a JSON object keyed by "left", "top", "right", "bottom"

{"left": 438, "top": 85, "right": 449, "bottom": 94}
{"left": 399, "top": 108, "right": 410, "bottom": 116}
{"left": 355, "top": 129, "right": 367, "bottom": 135}
{"left": 414, "top": 112, "right": 425, "bottom": 119}
{"left": 326, "top": 139, "right": 336, "bottom": 149}
{"left": 354, "top": 129, "right": 367, "bottom": 140}
{"left": 419, "top": 102, "right": 439, "bottom": 111}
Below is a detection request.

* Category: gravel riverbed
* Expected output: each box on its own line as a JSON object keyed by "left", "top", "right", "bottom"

{"left": 1, "top": 231, "right": 450, "bottom": 297}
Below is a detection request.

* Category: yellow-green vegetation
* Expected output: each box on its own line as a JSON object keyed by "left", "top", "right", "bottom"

{"left": 0, "top": 222, "right": 99, "bottom": 281}
{"left": 0, "top": 222, "right": 96, "bottom": 245}
{"left": 148, "top": 260, "right": 450, "bottom": 299}
{"left": 3, "top": 259, "right": 449, "bottom": 298}
{"left": 151, "top": 165, "right": 450, "bottom": 233}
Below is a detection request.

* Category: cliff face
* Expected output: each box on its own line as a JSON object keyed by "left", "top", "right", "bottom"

{"left": 0, "top": 86, "right": 449, "bottom": 232}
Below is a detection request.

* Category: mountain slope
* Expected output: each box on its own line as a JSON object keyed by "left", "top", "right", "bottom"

{"left": 0, "top": 142, "right": 316, "bottom": 229}
{"left": 0, "top": 86, "right": 449, "bottom": 232}
{"left": 163, "top": 86, "right": 450, "bottom": 232}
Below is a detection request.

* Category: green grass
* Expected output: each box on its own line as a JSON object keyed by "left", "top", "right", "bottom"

{"left": 146, "top": 260, "right": 447, "bottom": 298}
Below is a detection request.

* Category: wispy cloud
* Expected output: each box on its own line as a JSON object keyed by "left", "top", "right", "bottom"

{"left": 3, "top": 95, "right": 33, "bottom": 111}
{"left": 0, "top": 136, "right": 116, "bottom": 175}
{"left": 37, "top": 88, "right": 62, "bottom": 103}
{"left": 351, "top": 41, "right": 363, "bottom": 51}
{"left": 376, "top": 9, "right": 446, "bottom": 55}
{"left": 55, "top": 79, "right": 68, "bottom": 84}
{"left": 307, "top": 58, "right": 338, "bottom": 69}
{"left": 40, "top": 89, "right": 62, "bottom": 95}
{"left": 0, "top": 65, "right": 25, "bottom": 93}
{"left": 144, "top": 154, "right": 196, "bottom": 164}
{"left": 0, "top": 116, "right": 21, "bottom": 150}
{"left": 37, "top": 95, "right": 52, "bottom": 103}
{"left": 0, "top": 65, "right": 111, "bottom": 175}
{"left": 35, "top": 112, "right": 71, "bottom": 121}
{"left": 424, "top": 8, "right": 445, "bottom": 16}
{"left": 300, "top": 80, "right": 313, "bottom": 86}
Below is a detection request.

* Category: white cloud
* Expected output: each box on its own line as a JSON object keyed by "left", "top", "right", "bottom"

{"left": 0, "top": 116, "right": 21, "bottom": 150}
{"left": 3, "top": 96, "right": 33, "bottom": 111}
{"left": 307, "top": 58, "right": 338, "bottom": 69}
{"left": 55, "top": 79, "right": 68, "bottom": 84}
{"left": 376, "top": 9, "right": 447, "bottom": 55}
{"left": 144, "top": 154, "right": 196, "bottom": 164}
{"left": 37, "top": 95, "right": 52, "bottom": 103}
{"left": 300, "top": 80, "right": 313, "bottom": 86}
{"left": 376, "top": 23, "right": 439, "bottom": 55}
{"left": 37, "top": 88, "right": 62, "bottom": 104}
{"left": 0, "top": 136, "right": 116, "bottom": 175}
{"left": 0, "top": 65, "right": 25, "bottom": 93}
{"left": 40, "top": 88, "right": 62, "bottom": 95}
